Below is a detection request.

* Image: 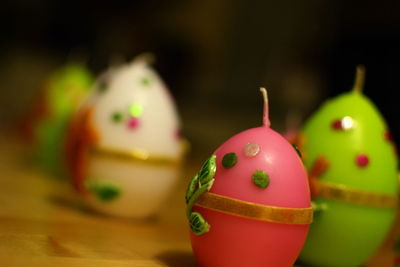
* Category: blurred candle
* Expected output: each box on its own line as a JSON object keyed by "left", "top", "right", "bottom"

{"left": 66, "top": 54, "right": 187, "bottom": 218}
{"left": 22, "top": 62, "right": 93, "bottom": 177}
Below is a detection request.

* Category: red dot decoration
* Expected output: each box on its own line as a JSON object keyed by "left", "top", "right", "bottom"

{"left": 331, "top": 119, "right": 343, "bottom": 130}
{"left": 127, "top": 117, "right": 140, "bottom": 130}
{"left": 331, "top": 117, "right": 355, "bottom": 131}
{"left": 175, "top": 129, "right": 183, "bottom": 140}
{"left": 355, "top": 153, "right": 369, "bottom": 168}
{"left": 385, "top": 130, "right": 393, "bottom": 142}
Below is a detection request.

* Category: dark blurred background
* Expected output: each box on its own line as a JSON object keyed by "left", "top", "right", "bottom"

{"left": 1, "top": 0, "right": 400, "bottom": 157}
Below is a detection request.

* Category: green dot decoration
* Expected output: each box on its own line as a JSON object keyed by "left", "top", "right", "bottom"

{"left": 98, "top": 78, "right": 108, "bottom": 93}
{"left": 252, "top": 170, "right": 270, "bottom": 189}
{"left": 141, "top": 77, "right": 151, "bottom": 86}
{"left": 129, "top": 103, "right": 144, "bottom": 118}
{"left": 222, "top": 153, "right": 238, "bottom": 169}
{"left": 112, "top": 112, "right": 123, "bottom": 122}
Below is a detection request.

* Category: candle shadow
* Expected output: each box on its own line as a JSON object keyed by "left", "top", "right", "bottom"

{"left": 156, "top": 250, "right": 197, "bottom": 267}
{"left": 46, "top": 193, "right": 84, "bottom": 212}
{"left": 46, "top": 193, "right": 161, "bottom": 224}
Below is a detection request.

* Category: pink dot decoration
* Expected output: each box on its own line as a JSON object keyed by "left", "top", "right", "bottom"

{"left": 355, "top": 153, "right": 369, "bottom": 168}
{"left": 243, "top": 142, "right": 260, "bottom": 157}
{"left": 127, "top": 117, "right": 140, "bottom": 130}
{"left": 331, "top": 119, "right": 343, "bottom": 130}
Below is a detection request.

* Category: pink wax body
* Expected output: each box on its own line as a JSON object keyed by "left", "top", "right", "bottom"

{"left": 190, "top": 126, "right": 311, "bottom": 267}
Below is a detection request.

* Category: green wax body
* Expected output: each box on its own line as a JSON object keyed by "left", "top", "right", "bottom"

{"left": 299, "top": 91, "right": 398, "bottom": 266}
{"left": 34, "top": 63, "right": 93, "bottom": 178}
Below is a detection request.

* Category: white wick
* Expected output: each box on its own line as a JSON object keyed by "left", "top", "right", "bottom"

{"left": 260, "top": 87, "right": 270, "bottom": 127}
{"left": 352, "top": 65, "right": 366, "bottom": 93}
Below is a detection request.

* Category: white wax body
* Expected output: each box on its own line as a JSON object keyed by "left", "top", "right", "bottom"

{"left": 85, "top": 157, "right": 179, "bottom": 218}
{"left": 82, "top": 56, "right": 183, "bottom": 218}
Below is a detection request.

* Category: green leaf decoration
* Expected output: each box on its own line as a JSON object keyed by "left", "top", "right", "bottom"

{"left": 185, "top": 155, "right": 217, "bottom": 235}
{"left": 86, "top": 179, "right": 121, "bottom": 202}
{"left": 185, "top": 173, "right": 199, "bottom": 204}
{"left": 198, "top": 155, "right": 217, "bottom": 187}
{"left": 292, "top": 144, "right": 302, "bottom": 158}
{"left": 190, "top": 212, "right": 210, "bottom": 236}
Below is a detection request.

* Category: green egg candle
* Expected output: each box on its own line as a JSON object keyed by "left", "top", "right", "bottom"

{"left": 298, "top": 66, "right": 398, "bottom": 266}
{"left": 33, "top": 62, "right": 93, "bottom": 177}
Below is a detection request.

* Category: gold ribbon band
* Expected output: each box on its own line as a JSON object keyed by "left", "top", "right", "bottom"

{"left": 316, "top": 181, "right": 398, "bottom": 209}
{"left": 194, "top": 192, "right": 313, "bottom": 225}
{"left": 89, "top": 140, "right": 189, "bottom": 166}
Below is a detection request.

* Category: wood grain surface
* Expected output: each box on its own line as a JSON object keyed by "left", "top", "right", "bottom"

{"left": 0, "top": 134, "right": 196, "bottom": 266}
{"left": 0, "top": 134, "right": 395, "bottom": 266}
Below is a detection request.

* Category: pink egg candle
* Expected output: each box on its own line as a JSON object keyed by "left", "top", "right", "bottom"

{"left": 185, "top": 88, "right": 312, "bottom": 267}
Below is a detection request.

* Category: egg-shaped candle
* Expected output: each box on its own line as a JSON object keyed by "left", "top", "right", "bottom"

{"left": 28, "top": 62, "right": 93, "bottom": 177}
{"left": 66, "top": 54, "right": 186, "bottom": 218}
{"left": 298, "top": 66, "right": 398, "bottom": 266}
{"left": 185, "top": 88, "right": 312, "bottom": 267}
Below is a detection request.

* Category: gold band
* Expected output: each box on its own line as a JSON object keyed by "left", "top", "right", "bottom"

{"left": 89, "top": 140, "right": 189, "bottom": 166}
{"left": 316, "top": 180, "right": 398, "bottom": 209}
{"left": 194, "top": 192, "right": 313, "bottom": 225}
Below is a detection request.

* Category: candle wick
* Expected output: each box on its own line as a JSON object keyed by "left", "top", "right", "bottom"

{"left": 260, "top": 87, "right": 271, "bottom": 127}
{"left": 352, "top": 65, "right": 366, "bottom": 93}
{"left": 136, "top": 52, "right": 156, "bottom": 65}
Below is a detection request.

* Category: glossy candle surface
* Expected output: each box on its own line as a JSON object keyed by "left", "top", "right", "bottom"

{"left": 189, "top": 89, "right": 311, "bottom": 267}
{"left": 299, "top": 90, "right": 398, "bottom": 266}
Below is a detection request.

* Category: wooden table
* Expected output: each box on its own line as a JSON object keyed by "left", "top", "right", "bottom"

{"left": 0, "top": 135, "right": 196, "bottom": 266}
{"left": 0, "top": 134, "right": 396, "bottom": 266}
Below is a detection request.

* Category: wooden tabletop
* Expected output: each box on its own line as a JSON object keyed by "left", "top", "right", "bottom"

{"left": 0, "top": 134, "right": 396, "bottom": 267}
{"left": 0, "top": 134, "right": 196, "bottom": 267}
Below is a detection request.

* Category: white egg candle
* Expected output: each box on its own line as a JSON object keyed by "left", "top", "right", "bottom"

{"left": 66, "top": 54, "right": 186, "bottom": 218}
